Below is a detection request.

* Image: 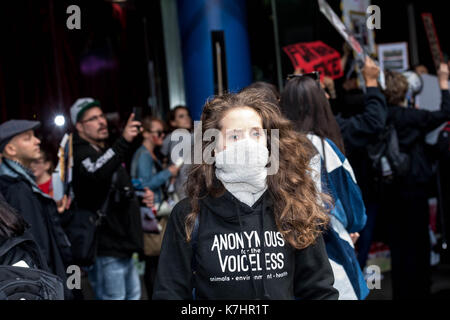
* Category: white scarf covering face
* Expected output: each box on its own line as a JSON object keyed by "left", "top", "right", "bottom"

{"left": 215, "top": 139, "right": 269, "bottom": 207}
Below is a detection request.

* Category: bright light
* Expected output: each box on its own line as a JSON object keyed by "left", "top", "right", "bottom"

{"left": 54, "top": 115, "right": 65, "bottom": 127}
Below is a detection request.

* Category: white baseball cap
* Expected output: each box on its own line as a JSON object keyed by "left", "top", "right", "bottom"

{"left": 70, "top": 98, "right": 101, "bottom": 124}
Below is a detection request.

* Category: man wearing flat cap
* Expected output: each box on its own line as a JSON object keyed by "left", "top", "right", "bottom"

{"left": 0, "top": 120, "right": 73, "bottom": 299}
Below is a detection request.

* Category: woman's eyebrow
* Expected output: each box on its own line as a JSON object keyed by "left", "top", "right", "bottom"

{"left": 226, "top": 128, "right": 243, "bottom": 133}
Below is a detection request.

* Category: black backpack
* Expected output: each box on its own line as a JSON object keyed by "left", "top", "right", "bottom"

{"left": 0, "top": 234, "right": 64, "bottom": 300}
{"left": 367, "top": 123, "right": 410, "bottom": 183}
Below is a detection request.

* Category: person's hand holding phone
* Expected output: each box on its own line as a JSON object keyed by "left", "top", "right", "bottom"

{"left": 141, "top": 187, "right": 155, "bottom": 208}
{"left": 123, "top": 113, "right": 142, "bottom": 143}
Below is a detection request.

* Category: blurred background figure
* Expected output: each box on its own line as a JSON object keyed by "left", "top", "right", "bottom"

{"left": 280, "top": 72, "right": 369, "bottom": 300}
{"left": 30, "top": 148, "right": 54, "bottom": 197}
{"left": 414, "top": 64, "right": 429, "bottom": 75}
{"left": 131, "top": 116, "right": 179, "bottom": 298}
{"left": 161, "top": 106, "right": 192, "bottom": 200}
{"left": 380, "top": 63, "right": 450, "bottom": 299}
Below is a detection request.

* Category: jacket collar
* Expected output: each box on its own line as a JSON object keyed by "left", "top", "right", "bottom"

{"left": 0, "top": 158, "right": 51, "bottom": 199}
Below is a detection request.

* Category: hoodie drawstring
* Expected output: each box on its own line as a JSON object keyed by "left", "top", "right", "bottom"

{"left": 235, "top": 200, "right": 259, "bottom": 299}
{"left": 235, "top": 195, "right": 271, "bottom": 300}
{"left": 259, "top": 195, "right": 271, "bottom": 300}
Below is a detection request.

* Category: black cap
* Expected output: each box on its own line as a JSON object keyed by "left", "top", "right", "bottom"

{"left": 0, "top": 120, "right": 41, "bottom": 153}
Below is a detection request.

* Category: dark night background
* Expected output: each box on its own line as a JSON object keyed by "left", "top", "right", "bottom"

{"left": 0, "top": 0, "right": 448, "bottom": 154}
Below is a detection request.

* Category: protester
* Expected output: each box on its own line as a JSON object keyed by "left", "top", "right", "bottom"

{"left": 161, "top": 106, "right": 192, "bottom": 200}
{"left": 280, "top": 73, "right": 369, "bottom": 300}
{"left": 381, "top": 63, "right": 450, "bottom": 299}
{"left": 131, "top": 115, "right": 179, "bottom": 298}
{"left": 153, "top": 89, "right": 338, "bottom": 300}
{"left": 70, "top": 98, "right": 153, "bottom": 300}
{"left": 30, "top": 148, "right": 69, "bottom": 214}
{"left": 0, "top": 120, "right": 73, "bottom": 299}
{"left": 30, "top": 149, "right": 54, "bottom": 195}
{"left": 329, "top": 57, "right": 389, "bottom": 271}
{"left": 244, "top": 81, "right": 280, "bottom": 104}
{"left": 414, "top": 64, "right": 429, "bottom": 75}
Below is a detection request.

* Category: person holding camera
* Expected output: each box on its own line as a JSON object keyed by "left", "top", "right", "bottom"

{"left": 70, "top": 98, "right": 153, "bottom": 300}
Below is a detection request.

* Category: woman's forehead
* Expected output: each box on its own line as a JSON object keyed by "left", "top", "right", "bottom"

{"left": 152, "top": 120, "right": 163, "bottom": 129}
{"left": 220, "top": 107, "right": 262, "bottom": 129}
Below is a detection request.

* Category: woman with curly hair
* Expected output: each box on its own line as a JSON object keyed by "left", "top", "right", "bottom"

{"left": 152, "top": 89, "right": 338, "bottom": 300}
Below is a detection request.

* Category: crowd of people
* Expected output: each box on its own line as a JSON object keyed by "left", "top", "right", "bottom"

{"left": 1, "top": 49, "right": 450, "bottom": 300}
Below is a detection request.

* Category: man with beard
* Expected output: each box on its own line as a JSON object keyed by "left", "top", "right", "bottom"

{"left": 70, "top": 98, "right": 153, "bottom": 300}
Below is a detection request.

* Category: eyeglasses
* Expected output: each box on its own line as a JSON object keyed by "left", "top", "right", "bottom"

{"left": 150, "top": 130, "right": 165, "bottom": 137}
{"left": 81, "top": 114, "right": 107, "bottom": 123}
{"left": 286, "top": 71, "right": 320, "bottom": 83}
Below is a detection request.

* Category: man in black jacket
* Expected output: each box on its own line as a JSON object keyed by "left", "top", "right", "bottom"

{"left": 70, "top": 98, "right": 153, "bottom": 300}
{"left": 331, "top": 58, "right": 388, "bottom": 271}
{"left": 0, "top": 120, "right": 73, "bottom": 299}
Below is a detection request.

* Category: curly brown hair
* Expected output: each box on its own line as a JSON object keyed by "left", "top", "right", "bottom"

{"left": 185, "top": 89, "right": 331, "bottom": 250}
{"left": 383, "top": 70, "right": 409, "bottom": 106}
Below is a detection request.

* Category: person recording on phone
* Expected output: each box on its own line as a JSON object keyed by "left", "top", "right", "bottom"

{"left": 130, "top": 115, "right": 179, "bottom": 297}
{"left": 70, "top": 98, "right": 153, "bottom": 300}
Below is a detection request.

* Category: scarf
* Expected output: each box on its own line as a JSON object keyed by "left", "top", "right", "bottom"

{"left": 215, "top": 139, "right": 269, "bottom": 207}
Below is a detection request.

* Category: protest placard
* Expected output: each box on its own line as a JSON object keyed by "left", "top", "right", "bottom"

{"left": 282, "top": 41, "right": 343, "bottom": 79}
{"left": 421, "top": 13, "right": 444, "bottom": 72}
{"left": 378, "top": 42, "right": 409, "bottom": 72}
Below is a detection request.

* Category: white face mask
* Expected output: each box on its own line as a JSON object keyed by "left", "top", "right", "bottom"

{"left": 215, "top": 139, "right": 269, "bottom": 207}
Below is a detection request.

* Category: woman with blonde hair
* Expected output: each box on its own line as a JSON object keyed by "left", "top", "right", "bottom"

{"left": 152, "top": 89, "right": 338, "bottom": 300}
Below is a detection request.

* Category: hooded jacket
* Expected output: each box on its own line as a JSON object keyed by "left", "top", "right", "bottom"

{"left": 72, "top": 132, "right": 143, "bottom": 258}
{"left": 153, "top": 190, "right": 338, "bottom": 300}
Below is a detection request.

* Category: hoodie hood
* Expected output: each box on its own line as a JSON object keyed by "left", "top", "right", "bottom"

{"left": 200, "top": 189, "right": 271, "bottom": 222}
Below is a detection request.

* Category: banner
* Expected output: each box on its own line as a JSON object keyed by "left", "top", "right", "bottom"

{"left": 421, "top": 13, "right": 444, "bottom": 71}
{"left": 282, "top": 41, "right": 343, "bottom": 79}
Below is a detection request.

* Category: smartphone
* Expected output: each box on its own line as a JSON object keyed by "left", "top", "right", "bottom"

{"left": 132, "top": 106, "right": 143, "bottom": 122}
{"left": 174, "top": 157, "right": 184, "bottom": 169}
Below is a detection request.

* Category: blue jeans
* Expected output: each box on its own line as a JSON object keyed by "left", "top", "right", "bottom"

{"left": 88, "top": 256, "right": 141, "bottom": 300}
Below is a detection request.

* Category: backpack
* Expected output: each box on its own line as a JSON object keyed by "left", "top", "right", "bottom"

{"left": 0, "top": 234, "right": 64, "bottom": 300}
{"left": 366, "top": 124, "right": 410, "bottom": 183}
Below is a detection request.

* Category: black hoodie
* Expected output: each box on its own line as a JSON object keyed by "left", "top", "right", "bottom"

{"left": 153, "top": 190, "right": 338, "bottom": 300}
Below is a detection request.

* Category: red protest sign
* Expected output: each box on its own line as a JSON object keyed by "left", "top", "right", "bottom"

{"left": 421, "top": 13, "right": 444, "bottom": 71}
{"left": 282, "top": 41, "right": 343, "bottom": 79}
